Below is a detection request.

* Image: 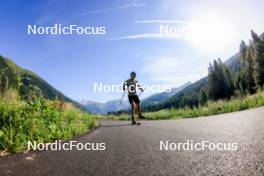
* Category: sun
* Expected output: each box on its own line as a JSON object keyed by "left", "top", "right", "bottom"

{"left": 186, "top": 14, "right": 238, "bottom": 52}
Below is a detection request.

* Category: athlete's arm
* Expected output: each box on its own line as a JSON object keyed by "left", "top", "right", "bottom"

{"left": 136, "top": 80, "right": 144, "bottom": 92}
{"left": 123, "top": 80, "right": 127, "bottom": 91}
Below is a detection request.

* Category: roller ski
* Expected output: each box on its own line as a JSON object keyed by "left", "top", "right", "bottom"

{"left": 132, "top": 120, "right": 141, "bottom": 125}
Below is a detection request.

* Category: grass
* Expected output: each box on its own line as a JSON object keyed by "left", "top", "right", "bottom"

{"left": 106, "top": 90, "right": 264, "bottom": 120}
{"left": 0, "top": 89, "right": 98, "bottom": 153}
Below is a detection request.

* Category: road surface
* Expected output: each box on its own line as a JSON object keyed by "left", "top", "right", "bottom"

{"left": 1, "top": 107, "right": 264, "bottom": 176}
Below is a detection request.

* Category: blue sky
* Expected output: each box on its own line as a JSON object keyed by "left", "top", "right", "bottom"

{"left": 0, "top": 0, "right": 264, "bottom": 102}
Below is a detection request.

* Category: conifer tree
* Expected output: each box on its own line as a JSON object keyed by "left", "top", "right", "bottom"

{"left": 251, "top": 31, "right": 264, "bottom": 87}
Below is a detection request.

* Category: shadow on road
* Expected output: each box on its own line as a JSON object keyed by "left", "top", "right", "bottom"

{"left": 100, "top": 124, "right": 132, "bottom": 128}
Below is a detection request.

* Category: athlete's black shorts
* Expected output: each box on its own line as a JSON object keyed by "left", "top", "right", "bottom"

{"left": 128, "top": 95, "right": 140, "bottom": 104}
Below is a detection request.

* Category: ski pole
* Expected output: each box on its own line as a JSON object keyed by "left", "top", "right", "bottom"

{"left": 120, "top": 91, "right": 125, "bottom": 105}
{"left": 138, "top": 90, "right": 143, "bottom": 97}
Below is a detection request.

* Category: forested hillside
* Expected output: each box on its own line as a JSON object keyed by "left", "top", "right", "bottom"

{"left": 0, "top": 55, "right": 83, "bottom": 109}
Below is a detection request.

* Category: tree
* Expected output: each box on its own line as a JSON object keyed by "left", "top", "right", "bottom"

{"left": 15, "top": 74, "right": 23, "bottom": 91}
{"left": 252, "top": 31, "right": 264, "bottom": 87}
{"left": 251, "top": 30, "right": 260, "bottom": 43}
{"left": 245, "top": 44, "right": 256, "bottom": 93}
{"left": 208, "top": 62, "right": 218, "bottom": 100}
{"left": 240, "top": 40, "right": 247, "bottom": 65}
{"left": 237, "top": 39, "right": 256, "bottom": 94}
{"left": 199, "top": 86, "right": 208, "bottom": 105}
{"left": 0, "top": 67, "right": 9, "bottom": 93}
{"left": 208, "top": 59, "right": 234, "bottom": 100}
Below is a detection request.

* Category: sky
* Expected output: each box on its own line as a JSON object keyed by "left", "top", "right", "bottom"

{"left": 0, "top": 0, "right": 264, "bottom": 102}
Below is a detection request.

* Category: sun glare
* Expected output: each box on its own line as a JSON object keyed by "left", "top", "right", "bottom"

{"left": 186, "top": 14, "right": 238, "bottom": 51}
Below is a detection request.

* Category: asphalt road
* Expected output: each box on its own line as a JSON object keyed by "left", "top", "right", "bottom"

{"left": 1, "top": 107, "right": 264, "bottom": 176}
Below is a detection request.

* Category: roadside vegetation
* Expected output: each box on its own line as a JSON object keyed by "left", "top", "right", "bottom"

{"left": 0, "top": 89, "right": 98, "bottom": 154}
{"left": 106, "top": 90, "right": 264, "bottom": 120}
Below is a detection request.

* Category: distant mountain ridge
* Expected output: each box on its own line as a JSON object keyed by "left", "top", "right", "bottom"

{"left": 81, "top": 82, "right": 192, "bottom": 114}
{"left": 141, "top": 82, "right": 191, "bottom": 106}
{"left": 80, "top": 99, "right": 129, "bottom": 114}
{"left": 0, "top": 55, "right": 84, "bottom": 109}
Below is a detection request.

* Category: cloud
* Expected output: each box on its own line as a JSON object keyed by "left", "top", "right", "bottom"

{"left": 142, "top": 57, "right": 207, "bottom": 86}
{"left": 135, "top": 20, "right": 193, "bottom": 24}
{"left": 83, "top": 3, "right": 146, "bottom": 15}
{"left": 108, "top": 20, "right": 194, "bottom": 41}
{"left": 108, "top": 33, "right": 182, "bottom": 41}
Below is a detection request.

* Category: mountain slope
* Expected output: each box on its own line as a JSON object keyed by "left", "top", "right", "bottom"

{"left": 0, "top": 55, "right": 83, "bottom": 109}
{"left": 141, "top": 82, "right": 191, "bottom": 106}
{"left": 80, "top": 99, "right": 129, "bottom": 114}
{"left": 79, "top": 100, "right": 105, "bottom": 114}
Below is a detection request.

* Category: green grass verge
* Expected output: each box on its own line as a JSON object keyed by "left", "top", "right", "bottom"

{"left": 106, "top": 91, "right": 264, "bottom": 120}
{"left": 0, "top": 90, "right": 98, "bottom": 153}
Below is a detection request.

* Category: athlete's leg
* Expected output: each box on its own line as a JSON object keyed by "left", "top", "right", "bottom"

{"left": 130, "top": 102, "right": 135, "bottom": 122}
{"left": 128, "top": 96, "right": 136, "bottom": 123}
{"left": 136, "top": 103, "right": 142, "bottom": 114}
{"left": 134, "top": 95, "right": 145, "bottom": 119}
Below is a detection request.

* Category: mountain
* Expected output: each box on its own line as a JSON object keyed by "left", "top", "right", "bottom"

{"left": 79, "top": 100, "right": 105, "bottom": 114}
{"left": 0, "top": 54, "right": 84, "bottom": 109}
{"left": 80, "top": 99, "right": 130, "bottom": 114}
{"left": 104, "top": 99, "right": 130, "bottom": 113}
{"left": 141, "top": 82, "right": 191, "bottom": 106}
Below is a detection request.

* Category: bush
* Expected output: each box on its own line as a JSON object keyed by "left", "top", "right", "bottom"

{"left": 0, "top": 94, "right": 98, "bottom": 153}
